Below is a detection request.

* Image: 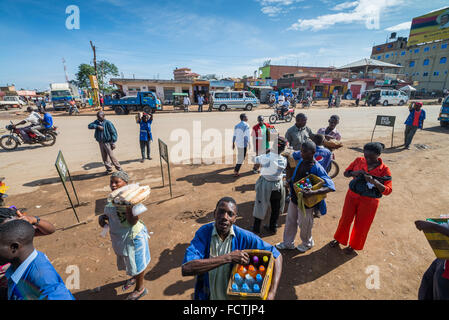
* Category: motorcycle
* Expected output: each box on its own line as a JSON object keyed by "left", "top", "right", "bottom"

{"left": 269, "top": 107, "right": 295, "bottom": 124}
{"left": 0, "top": 121, "right": 58, "bottom": 151}
{"left": 301, "top": 97, "right": 312, "bottom": 108}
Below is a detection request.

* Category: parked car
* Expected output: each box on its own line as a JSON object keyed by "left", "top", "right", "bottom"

{"left": 209, "top": 90, "right": 259, "bottom": 111}
{"left": 0, "top": 96, "right": 27, "bottom": 110}
{"left": 365, "top": 89, "right": 409, "bottom": 106}
{"left": 438, "top": 95, "right": 449, "bottom": 127}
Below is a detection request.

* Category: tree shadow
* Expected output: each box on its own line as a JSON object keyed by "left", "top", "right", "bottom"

{"left": 277, "top": 244, "right": 358, "bottom": 300}
{"left": 23, "top": 172, "right": 107, "bottom": 187}
{"left": 145, "top": 243, "right": 190, "bottom": 282}
{"left": 423, "top": 126, "right": 449, "bottom": 134}
{"left": 74, "top": 280, "right": 130, "bottom": 300}
{"left": 177, "top": 167, "right": 254, "bottom": 187}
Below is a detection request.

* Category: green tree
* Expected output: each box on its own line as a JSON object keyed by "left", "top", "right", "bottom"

{"left": 75, "top": 60, "right": 119, "bottom": 93}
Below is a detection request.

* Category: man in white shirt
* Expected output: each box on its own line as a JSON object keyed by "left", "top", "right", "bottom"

{"left": 252, "top": 137, "right": 288, "bottom": 234}
{"left": 233, "top": 114, "right": 251, "bottom": 177}
{"left": 13, "top": 107, "right": 46, "bottom": 139}
{"left": 183, "top": 96, "right": 191, "bottom": 112}
{"left": 278, "top": 94, "right": 285, "bottom": 106}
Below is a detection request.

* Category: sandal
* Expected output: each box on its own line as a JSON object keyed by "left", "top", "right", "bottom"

{"left": 122, "top": 278, "right": 136, "bottom": 292}
{"left": 126, "top": 288, "right": 148, "bottom": 300}
{"left": 329, "top": 240, "right": 340, "bottom": 248}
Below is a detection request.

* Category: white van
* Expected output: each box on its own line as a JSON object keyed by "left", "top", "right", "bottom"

{"left": 209, "top": 91, "right": 259, "bottom": 111}
{"left": 367, "top": 89, "right": 409, "bottom": 106}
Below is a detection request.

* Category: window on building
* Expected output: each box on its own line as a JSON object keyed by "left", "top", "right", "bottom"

{"left": 441, "top": 57, "right": 447, "bottom": 64}
{"left": 442, "top": 43, "right": 448, "bottom": 49}
{"left": 414, "top": 49, "right": 420, "bottom": 53}
{"left": 378, "top": 55, "right": 382, "bottom": 59}
{"left": 385, "top": 54, "right": 390, "bottom": 58}
{"left": 423, "top": 59, "right": 430, "bottom": 66}
{"left": 409, "top": 50, "right": 412, "bottom": 53}
{"left": 409, "top": 61, "right": 415, "bottom": 67}
{"left": 424, "top": 47, "right": 430, "bottom": 52}
{"left": 423, "top": 72, "right": 429, "bottom": 77}
{"left": 377, "top": 47, "right": 381, "bottom": 51}
{"left": 388, "top": 44, "right": 393, "bottom": 48}
{"left": 433, "top": 45, "right": 437, "bottom": 49}
{"left": 434, "top": 71, "right": 439, "bottom": 76}
{"left": 397, "top": 63, "right": 401, "bottom": 66}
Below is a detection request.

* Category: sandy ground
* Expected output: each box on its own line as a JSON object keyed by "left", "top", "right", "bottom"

{"left": 1, "top": 102, "right": 448, "bottom": 300}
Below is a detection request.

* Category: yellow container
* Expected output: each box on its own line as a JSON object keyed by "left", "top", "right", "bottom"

{"left": 293, "top": 174, "right": 326, "bottom": 208}
{"left": 424, "top": 218, "right": 449, "bottom": 259}
{"left": 226, "top": 250, "right": 275, "bottom": 300}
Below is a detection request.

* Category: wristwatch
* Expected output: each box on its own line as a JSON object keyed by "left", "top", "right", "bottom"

{"left": 33, "top": 216, "right": 40, "bottom": 226}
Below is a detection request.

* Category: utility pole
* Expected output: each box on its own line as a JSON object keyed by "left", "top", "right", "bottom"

{"left": 90, "top": 41, "right": 98, "bottom": 76}
{"left": 62, "top": 58, "right": 69, "bottom": 83}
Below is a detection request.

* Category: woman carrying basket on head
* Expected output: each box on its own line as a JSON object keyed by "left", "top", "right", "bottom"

{"left": 330, "top": 142, "right": 392, "bottom": 254}
{"left": 276, "top": 141, "right": 335, "bottom": 253}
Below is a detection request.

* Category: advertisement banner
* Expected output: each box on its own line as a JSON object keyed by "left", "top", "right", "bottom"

{"left": 408, "top": 7, "right": 449, "bottom": 46}
{"left": 319, "top": 78, "right": 333, "bottom": 84}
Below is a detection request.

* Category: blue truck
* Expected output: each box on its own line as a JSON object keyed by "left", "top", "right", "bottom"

{"left": 438, "top": 96, "right": 449, "bottom": 127}
{"left": 104, "top": 92, "right": 162, "bottom": 115}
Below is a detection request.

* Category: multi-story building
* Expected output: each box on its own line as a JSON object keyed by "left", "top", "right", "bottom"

{"left": 371, "top": 8, "right": 449, "bottom": 93}
{"left": 173, "top": 68, "right": 200, "bottom": 81}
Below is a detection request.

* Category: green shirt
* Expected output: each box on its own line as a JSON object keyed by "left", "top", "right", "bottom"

{"left": 260, "top": 124, "right": 270, "bottom": 150}
{"left": 209, "top": 225, "right": 235, "bottom": 300}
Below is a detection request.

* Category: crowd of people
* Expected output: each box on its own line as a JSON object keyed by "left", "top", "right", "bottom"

{"left": 1, "top": 99, "right": 447, "bottom": 301}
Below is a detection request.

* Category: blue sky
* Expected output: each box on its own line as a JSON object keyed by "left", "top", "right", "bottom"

{"left": 1, "top": 0, "right": 448, "bottom": 90}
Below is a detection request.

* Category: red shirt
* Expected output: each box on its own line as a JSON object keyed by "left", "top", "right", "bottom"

{"left": 444, "top": 261, "right": 449, "bottom": 280}
{"left": 413, "top": 110, "right": 422, "bottom": 127}
{"left": 345, "top": 157, "right": 393, "bottom": 196}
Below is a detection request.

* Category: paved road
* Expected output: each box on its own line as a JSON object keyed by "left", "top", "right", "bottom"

{"left": 0, "top": 105, "right": 442, "bottom": 195}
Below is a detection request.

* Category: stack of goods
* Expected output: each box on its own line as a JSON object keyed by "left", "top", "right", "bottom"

{"left": 108, "top": 184, "right": 151, "bottom": 216}
{"left": 227, "top": 250, "right": 274, "bottom": 300}
{"left": 293, "top": 174, "right": 326, "bottom": 208}
{"left": 323, "top": 139, "right": 343, "bottom": 151}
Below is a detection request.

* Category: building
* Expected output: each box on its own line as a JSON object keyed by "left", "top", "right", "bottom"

{"left": 173, "top": 68, "right": 200, "bottom": 81}
{"left": 259, "top": 65, "right": 335, "bottom": 80}
{"left": 110, "top": 78, "right": 193, "bottom": 104}
{"left": 371, "top": 7, "right": 449, "bottom": 93}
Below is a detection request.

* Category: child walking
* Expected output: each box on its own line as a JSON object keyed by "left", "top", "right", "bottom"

{"left": 98, "top": 171, "right": 151, "bottom": 300}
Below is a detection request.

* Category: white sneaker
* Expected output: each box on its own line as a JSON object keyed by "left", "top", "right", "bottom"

{"left": 296, "top": 241, "right": 314, "bottom": 253}
{"left": 275, "top": 242, "right": 295, "bottom": 250}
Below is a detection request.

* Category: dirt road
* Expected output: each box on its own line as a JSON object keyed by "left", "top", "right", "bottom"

{"left": 0, "top": 104, "right": 443, "bottom": 195}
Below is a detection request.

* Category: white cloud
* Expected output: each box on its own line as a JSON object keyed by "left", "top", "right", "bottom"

{"left": 331, "top": 1, "right": 359, "bottom": 11}
{"left": 258, "top": 0, "right": 303, "bottom": 17}
{"left": 289, "top": 0, "right": 404, "bottom": 31}
{"left": 385, "top": 21, "right": 411, "bottom": 32}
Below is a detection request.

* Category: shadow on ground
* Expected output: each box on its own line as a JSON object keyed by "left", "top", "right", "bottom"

{"left": 177, "top": 166, "right": 255, "bottom": 187}
{"left": 424, "top": 125, "right": 449, "bottom": 134}
{"left": 82, "top": 159, "right": 144, "bottom": 171}
{"left": 277, "top": 244, "right": 358, "bottom": 299}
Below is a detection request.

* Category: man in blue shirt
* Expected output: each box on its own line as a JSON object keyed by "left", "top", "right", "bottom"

{"left": 0, "top": 220, "right": 74, "bottom": 300}
{"left": 137, "top": 113, "right": 153, "bottom": 162}
{"left": 292, "top": 134, "right": 332, "bottom": 171}
{"left": 39, "top": 110, "right": 53, "bottom": 129}
{"left": 182, "top": 197, "right": 283, "bottom": 300}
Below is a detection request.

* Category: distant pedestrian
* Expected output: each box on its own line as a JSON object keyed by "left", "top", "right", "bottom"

{"left": 198, "top": 95, "right": 204, "bottom": 112}
{"left": 41, "top": 99, "right": 46, "bottom": 112}
{"left": 251, "top": 115, "right": 272, "bottom": 173}
{"left": 88, "top": 111, "right": 122, "bottom": 174}
{"left": 233, "top": 113, "right": 250, "bottom": 177}
{"left": 335, "top": 95, "right": 341, "bottom": 108}
{"left": 328, "top": 94, "right": 333, "bottom": 108}
{"left": 68, "top": 98, "right": 79, "bottom": 115}
{"left": 404, "top": 102, "right": 426, "bottom": 150}
{"left": 183, "top": 95, "right": 191, "bottom": 112}
{"left": 137, "top": 113, "right": 153, "bottom": 162}
{"left": 356, "top": 93, "right": 361, "bottom": 107}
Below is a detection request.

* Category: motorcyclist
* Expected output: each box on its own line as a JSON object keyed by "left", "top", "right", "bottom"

{"left": 12, "top": 107, "right": 47, "bottom": 141}
{"left": 39, "top": 109, "right": 54, "bottom": 130}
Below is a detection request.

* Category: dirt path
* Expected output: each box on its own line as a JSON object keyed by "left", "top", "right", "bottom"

{"left": 5, "top": 123, "right": 449, "bottom": 300}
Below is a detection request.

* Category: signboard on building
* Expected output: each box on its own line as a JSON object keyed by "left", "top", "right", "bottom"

{"left": 408, "top": 7, "right": 449, "bottom": 46}
{"left": 319, "top": 78, "right": 333, "bottom": 84}
{"left": 89, "top": 75, "right": 99, "bottom": 89}
{"left": 234, "top": 82, "right": 244, "bottom": 90}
